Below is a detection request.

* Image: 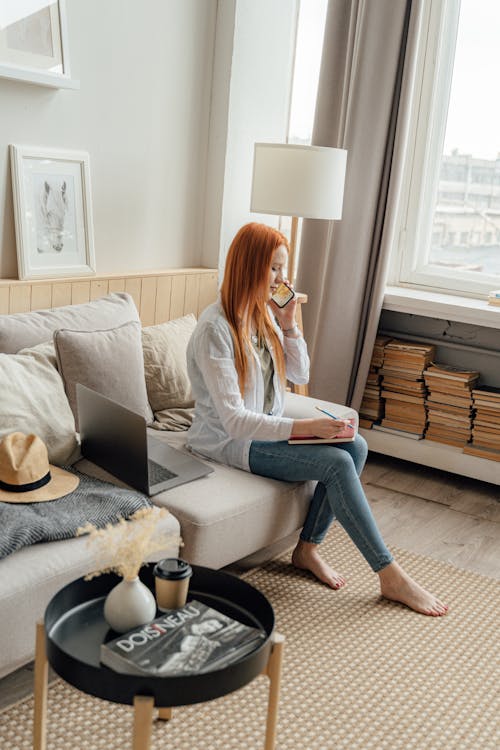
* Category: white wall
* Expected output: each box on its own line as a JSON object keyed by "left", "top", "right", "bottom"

{"left": 202, "top": 0, "right": 299, "bottom": 275}
{"left": 0, "top": 0, "right": 217, "bottom": 278}
{"left": 0, "top": 0, "right": 298, "bottom": 281}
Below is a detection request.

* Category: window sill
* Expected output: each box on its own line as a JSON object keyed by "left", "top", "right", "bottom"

{"left": 383, "top": 286, "right": 500, "bottom": 329}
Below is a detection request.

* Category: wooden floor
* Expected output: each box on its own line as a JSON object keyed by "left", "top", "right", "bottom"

{"left": 362, "top": 452, "right": 500, "bottom": 579}
{"left": 1, "top": 452, "right": 499, "bottom": 712}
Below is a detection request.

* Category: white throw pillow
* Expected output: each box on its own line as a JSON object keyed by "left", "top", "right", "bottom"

{"left": 54, "top": 321, "right": 153, "bottom": 431}
{"left": 142, "top": 314, "right": 197, "bottom": 431}
{"left": 0, "top": 350, "right": 79, "bottom": 466}
{"left": 19, "top": 340, "right": 58, "bottom": 369}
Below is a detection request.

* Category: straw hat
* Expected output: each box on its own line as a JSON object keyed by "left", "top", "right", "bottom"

{"left": 0, "top": 432, "right": 79, "bottom": 503}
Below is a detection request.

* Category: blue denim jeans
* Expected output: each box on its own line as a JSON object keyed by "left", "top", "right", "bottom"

{"left": 248, "top": 434, "right": 393, "bottom": 572}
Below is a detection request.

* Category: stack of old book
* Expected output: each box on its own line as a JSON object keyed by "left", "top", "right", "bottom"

{"left": 487, "top": 289, "right": 500, "bottom": 307}
{"left": 423, "top": 364, "right": 479, "bottom": 447}
{"left": 463, "top": 386, "right": 500, "bottom": 461}
{"left": 359, "top": 335, "right": 391, "bottom": 428}
{"left": 373, "top": 339, "right": 435, "bottom": 439}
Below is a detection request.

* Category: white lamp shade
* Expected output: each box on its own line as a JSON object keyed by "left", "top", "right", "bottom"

{"left": 250, "top": 143, "right": 347, "bottom": 220}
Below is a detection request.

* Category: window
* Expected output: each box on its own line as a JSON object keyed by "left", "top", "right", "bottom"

{"left": 391, "top": 0, "right": 500, "bottom": 297}
{"left": 288, "top": 0, "right": 328, "bottom": 147}
{"left": 280, "top": 0, "right": 327, "bottom": 261}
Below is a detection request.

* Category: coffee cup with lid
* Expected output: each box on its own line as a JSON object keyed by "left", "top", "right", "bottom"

{"left": 153, "top": 558, "right": 193, "bottom": 611}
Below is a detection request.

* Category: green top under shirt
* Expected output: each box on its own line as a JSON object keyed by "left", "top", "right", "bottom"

{"left": 252, "top": 336, "right": 275, "bottom": 415}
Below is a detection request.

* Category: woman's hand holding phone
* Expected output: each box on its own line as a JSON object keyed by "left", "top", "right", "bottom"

{"left": 271, "top": 282, "right": 295, "bottom": 308}
{"left": 270, "top": 281, "right": 299, "bottom": 333}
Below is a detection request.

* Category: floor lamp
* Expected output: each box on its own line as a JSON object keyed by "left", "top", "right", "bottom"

{"left": 250, "top": 143, "right": 347, "bottom": 284}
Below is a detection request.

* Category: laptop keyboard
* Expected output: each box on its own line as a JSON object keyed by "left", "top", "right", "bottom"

{"left": 148, "top": 459, "right": 177, "bottom": 485}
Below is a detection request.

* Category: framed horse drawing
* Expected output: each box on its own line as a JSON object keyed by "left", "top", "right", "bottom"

{"left": 10, "top": 145, "right": 95, "bottom": 280}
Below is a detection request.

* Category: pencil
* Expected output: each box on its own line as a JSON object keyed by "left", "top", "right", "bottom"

{"left": 315, "top": 406, "right": 355, "bottom": 428}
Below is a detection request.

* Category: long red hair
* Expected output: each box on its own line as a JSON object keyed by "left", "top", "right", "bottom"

{"left": 220, "top": 223, "right": 288, "bottom": 395}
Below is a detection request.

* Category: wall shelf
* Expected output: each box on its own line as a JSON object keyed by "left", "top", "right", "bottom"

{"left": 360, "top": 428, "right": 500, "bottom": 486}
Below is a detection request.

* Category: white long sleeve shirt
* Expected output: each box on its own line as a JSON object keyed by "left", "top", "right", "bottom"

{"left": 186, "top": 302, "right": 310, "bottom": 471}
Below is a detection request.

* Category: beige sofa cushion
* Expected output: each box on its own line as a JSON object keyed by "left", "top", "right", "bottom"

{"left": 145, "top": 430, "right": 314, "bottom": 569}
{"left": 0, "top": 292, "right": 140, "bottom": 354}
{"left": 145, "top": 393, "right": 357, "bottom": 569}
{"left": 142, "top": 314, "right": 197, "bottom": 431}
{"left": 0, "top": 347, "right": 79, "bottom": 465}
{"left": 54, "top": 321, "right": 153, "bottom": 430}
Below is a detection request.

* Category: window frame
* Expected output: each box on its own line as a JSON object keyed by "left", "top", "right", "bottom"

{"left": 389, "top": 0, "right": 500, "bottom": 298}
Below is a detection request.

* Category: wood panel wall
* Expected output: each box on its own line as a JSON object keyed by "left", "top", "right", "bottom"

{"left": 0, "top": 268, "right": 219, "bottom": 325}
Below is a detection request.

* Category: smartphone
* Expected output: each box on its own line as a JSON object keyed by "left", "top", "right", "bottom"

{"left": 271, "top": 282, "right": 295, "bottom": 308}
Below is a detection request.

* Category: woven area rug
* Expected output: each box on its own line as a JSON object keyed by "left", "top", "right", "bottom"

{"left": 1, "top": 527, "right": 499, "bottom": 750}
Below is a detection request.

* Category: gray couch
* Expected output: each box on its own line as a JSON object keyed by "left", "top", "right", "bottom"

{"left": 0, "top": 293, "right": 355, "bottom": 679}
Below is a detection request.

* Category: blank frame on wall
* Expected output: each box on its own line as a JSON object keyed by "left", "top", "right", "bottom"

{"left": 0, "top": 0, "right": 79, "bottom": 88}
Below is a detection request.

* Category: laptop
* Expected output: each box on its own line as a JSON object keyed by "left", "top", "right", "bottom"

{"left": 76, "top": 383, "right": 213, "bottom": 495}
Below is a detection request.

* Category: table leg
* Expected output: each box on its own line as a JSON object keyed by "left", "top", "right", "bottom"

{"left": 33, "top": 621, "right": 48, "bottom": 750}
{"left": 133, "top": 696, "right": 155, "bottom": 750}
{"left": 158, "top": 707, "right": 173, "bottom": 721}
{"left": 262, "top": 632, "right": 285, "bottom": 750}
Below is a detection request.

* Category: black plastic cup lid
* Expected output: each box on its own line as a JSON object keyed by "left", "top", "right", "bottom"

{"left": 153, "top": 558, "right": 193, "bottom": 581}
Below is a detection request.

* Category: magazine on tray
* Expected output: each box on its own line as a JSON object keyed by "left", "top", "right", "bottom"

{"left": 100, "top": 599, "right": 266, "bottom": 676}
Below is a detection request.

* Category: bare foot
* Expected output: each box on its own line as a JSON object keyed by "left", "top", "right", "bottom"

{"left": 379, "top": 561, "right": 448, "bottom": 616}
{"left": 291, "top": 540, "right": 346, "bottom": 590}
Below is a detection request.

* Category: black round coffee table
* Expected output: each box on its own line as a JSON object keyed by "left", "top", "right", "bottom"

{"left": 33, "top": 564, "right": 284, "bottom": 750}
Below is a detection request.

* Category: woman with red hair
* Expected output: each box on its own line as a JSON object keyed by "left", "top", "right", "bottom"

{"left": 187, "top": 223, "right": 447, "bottom": 616}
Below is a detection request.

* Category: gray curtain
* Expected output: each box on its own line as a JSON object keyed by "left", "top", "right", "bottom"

{"left": 297, "top": 0, "right": 422, "bottom": 409}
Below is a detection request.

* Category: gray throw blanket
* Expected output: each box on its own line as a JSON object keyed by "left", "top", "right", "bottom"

{"left": 0, "top": 467, "right": 152, "bottom": 560}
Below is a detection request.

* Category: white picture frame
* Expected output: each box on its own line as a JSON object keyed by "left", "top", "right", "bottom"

{"left": 10, "top": 144, "right": 96, "bottom": 280}
{"left": 0, "top": 0, "right": 78, "bottom": 89}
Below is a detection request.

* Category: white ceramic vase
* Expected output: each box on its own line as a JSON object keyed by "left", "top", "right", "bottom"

{"left": 103, "top": 577, "right": 157, "bottom": 633}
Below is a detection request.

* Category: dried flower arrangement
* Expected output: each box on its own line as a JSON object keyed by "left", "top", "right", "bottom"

{"left": 77, "top": 506, "right": 181, "bottom": 581}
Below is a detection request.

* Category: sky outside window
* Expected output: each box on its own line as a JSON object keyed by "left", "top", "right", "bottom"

{"left": 444, "top": 0, "right": 500, "bottom": 159}
{"left": 288, "top": 0, "right": 327, "bottom": 145}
